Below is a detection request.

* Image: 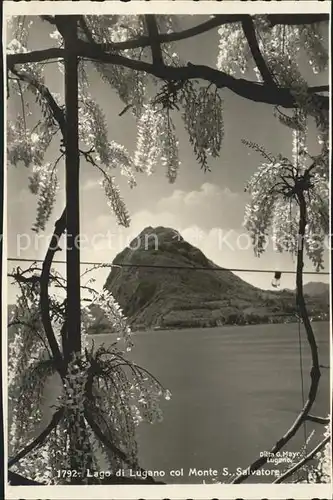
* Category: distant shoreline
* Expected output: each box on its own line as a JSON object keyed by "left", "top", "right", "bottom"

{"left": 88, "top": 318, "right": 330, "bottom": 336}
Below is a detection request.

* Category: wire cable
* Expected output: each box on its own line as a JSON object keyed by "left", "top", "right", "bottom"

{"left": 6, "top": 256, "right": 330, "bottom": 275}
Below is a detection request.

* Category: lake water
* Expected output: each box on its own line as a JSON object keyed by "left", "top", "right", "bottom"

{"left": 42, "top": 322, "right": 330, "bottom": 484}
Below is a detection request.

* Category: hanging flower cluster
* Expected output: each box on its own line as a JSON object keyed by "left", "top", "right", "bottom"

{"left": 271, "top": 198, "right": 300, "bottom": 256}
{"left": 253, "top": 23, "right": 328, "bottom": 155}
{"left": 297, "top": 23, "right": 328, "bottom": 74}
{"left": 215, "top": 16, "right": 328, "bottom": 173}
{"left": 243, "top": 132, "right": 328, "bottom": 270}
{"left": 158, "top": 110, "right": 181, "bottom": 183}
{"left": 7, "top": 16, "right": 33, "bottom": 47}
{"left": 100, "top": 175, "right": 131, "bottom": 228}
{"left": 39, "top": 420, "right": 72, "bottom": 484}
{"left": 8, "top": 264, "right": 170, "bottom": 483}
{"left": 31, "top": 162, "right": 59, "bottom": 233}
{"left": 291, "top": 111, "right": 308, "bottom": 167}
{"left": 81, "top": 16, "right": 147, "bottom": 116}
{"left": 91, "top": 289, "right": 133, "bottom": 351}
{"left": 81, "top": 15, "right": 121, "bottom": 45}
{"left": 133, "top": 102, "right": 182, "bottom": 182}
{"left": 79, "top": 94, "right": 110, "bottom": 162}
{"left": 11, "top": 437, "right": 61, "bottom": 485}
{"left": 109, "top": 142, "right": 137, "bottom": 188}
{"left": 58, "top": 353, "right": 89, "bottom": 413}
{"left": 133, "top": 103, "right": 161, "bottom": 175}
{"left": 86, "top": 342, "right": 170, "bottom": 470}
{"left": 7, "top": 116, "right": 58, "bottom": 170}
{"left": 8, "top": 280, "right": 54, "bottom": 461}
{"left": 217, "top": 22, "right": 250, "bottom": 75}
{"left": 8, "top": 284, "right": 45, "bottom": 388}
{"left": 217, "top": 19, "right": 327, "bottom": 89}
{"left": 7, "top": 38, "right": 45, "bottom": 85}
{"left": 244, "top": 160, "right": 281, "bottom": 256}
{"left": 153, "top": 15, "right": 181, "bottom": 66}
{"left": 304, "top": 171, "right": 329, "bottom": 271}
{"left": 155, "top": 15, "right": 177, "bottom": 35}
{"left": 81, "top": 305, "right": 96, "bottom": 352}
{"left": 7, "top": 118, "right": 34, "bottom": 168}
{"left": 9, "top": 356, "right": 55, "bottom": 455}
{"left": 98, "top": 63, "right": 146, "bottom": 117}
{"left": 297, "top": 420, "right": 331, "bottom": 483}
{"left": 79, "top": 87, "right": 137, "bottom": 187}
{"left": 273, "top": 107, "right": 307, "bottom": 133}
{"left": 181, "top": 85, "right": 224, "bottom": 171}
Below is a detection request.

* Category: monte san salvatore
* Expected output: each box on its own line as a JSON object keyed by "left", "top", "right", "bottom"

{"left": 86, "top": 226, "right": 329, "bottom": 334}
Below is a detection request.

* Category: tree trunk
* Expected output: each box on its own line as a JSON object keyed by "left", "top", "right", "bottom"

{"left": 62, "top": 16, "right": 84, "bottom": 482}
{"left": 296, "top": 191, "right": 320, "bottom": 380}
{"left": 63, "top": 17, "right": 81, "bottom": 359}
{"left": 232, "top": 191, "right": 322, "bottom": 484}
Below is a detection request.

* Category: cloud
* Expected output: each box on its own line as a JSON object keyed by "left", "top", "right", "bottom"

{"left": 79, "top": 181, "right": 329, "bottom": 291}
{"left": 82, "top": 178, "right": 100, "bottom": 192}
{"left": 81, "top": 183, "right": 247, "bottom": 263}
{"left": 157, "top": 182, "right": 245, "bottom": 230}
{"left": 79, "top": 193, "right": 329, "bottom": 293}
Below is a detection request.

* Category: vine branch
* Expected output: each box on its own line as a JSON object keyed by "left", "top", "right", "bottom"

{"left": 232, "top": 177, "right": 322, "bottom": 484}
{"left": 8, "top": 408, "right": 64, "bottom": 468}
{"left": 241, "top": 16, "right": 276, "bottom": 86}
{"left": 42, "top": 14, "right": 329, "bottom": 52}
{"left": 8, "top": 66, "right": 66, "bottom": 135}
{"left": 40, "top": 208, "right": 66, "bottom": 375}
{"left": 7, "top": 47, "right": 328, "bottom": 111}
{"left": 145, "top": 15, "right": 163, "bottom": 66}
{"left": 274, "top": 435, "right": 330, "bottom": 483}
{"left": 306, "top": 414, "right": 330, "bottom": 425}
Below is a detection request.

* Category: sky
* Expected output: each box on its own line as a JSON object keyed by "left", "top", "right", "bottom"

{"left": 6, "top": 15, "right": 330, "bottom": 304}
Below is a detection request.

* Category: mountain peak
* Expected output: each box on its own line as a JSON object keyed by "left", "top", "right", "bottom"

{"left": 132, "top": 226, "right": 184, "bottom": 248}
{"left": 122, "top": 226, "right": 212, "bottom": 270}
{"left": 99, "top": 227, "right": 328, "bottom": 331}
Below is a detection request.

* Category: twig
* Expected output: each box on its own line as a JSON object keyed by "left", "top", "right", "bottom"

{"left": 274, "top": 435, "right": 330, "bottom": 483}
{"left": 267, "top": 14, "right": 328, "bottom": 27}
{"left": 8, "top": 66, "right": 66, "bottom": 136}
{"left": 8, "top": 408, "right": 64, "bottom": 467}
{"left": 306, "top": 414, "right": 330, "bottom": 425}
{"left": 241, "top": 17, "right": 276, "bottom": 86}
{"left": 40, "top": 15, "right": 57, "bottom": 26}
{"left": 145, "top": 15, "right": 163, "bottom": 66}
{"left": 78, "top": 16, "right": 96, "bottom": 45}
{"left": 232, "top": 191, "right": 322, "bottom": 483}
{"left": 8, "top": 47, "right": 329, "bottom": 111}
{"left": 84, "top": 408, "right": 135, "bottom": 466}
{"left": 40, "top": 209, "right": 67, "bottom": 375}
{"left": 8, "top": 471, "right": 44, "bottom": 485}
{"left": 84, "top": 408, "right": 157, "bottom": 483}
{"left": 119, "top": 104, "right": 133, "bottom": 117}
{"left": 8, "top": 319, "right": 52, "bottom": 358}
{"left": 43, "top": 14, "right": 328, "bottom": 52}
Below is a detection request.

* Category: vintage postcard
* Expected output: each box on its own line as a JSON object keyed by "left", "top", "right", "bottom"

{"left": 2, "top": 1, "right": 332, "bottom": 499}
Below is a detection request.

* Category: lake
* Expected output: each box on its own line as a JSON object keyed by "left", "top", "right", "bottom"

{"left": 40, "top": 322, "right": 330, "bottom": 484}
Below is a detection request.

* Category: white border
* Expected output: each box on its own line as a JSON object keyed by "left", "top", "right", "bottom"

{"left": 2, "top": 10, "right": 9, "bottom": 499}
{"left": 3, "top": 483, "right": 333, "bottom": 500}
{"left": 3, "top": 0, "right": 331, "bottom": 17}
{"left": 2, "top": 1, "right": 332, "bottom": 500}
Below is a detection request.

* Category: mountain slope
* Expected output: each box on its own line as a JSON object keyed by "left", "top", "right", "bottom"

{"left": 102, "top": 226, "right": 329, "bottom": 330}
{"left": 6, "top": 228, "right": 329, "bottom": 335}
{"left": 303, "top": 282, "right": 330, "bottom": 298}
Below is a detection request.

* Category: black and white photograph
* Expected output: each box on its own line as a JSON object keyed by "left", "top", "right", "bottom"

{"left": 2, "top": 1, "right": 332, "bottom": 499}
